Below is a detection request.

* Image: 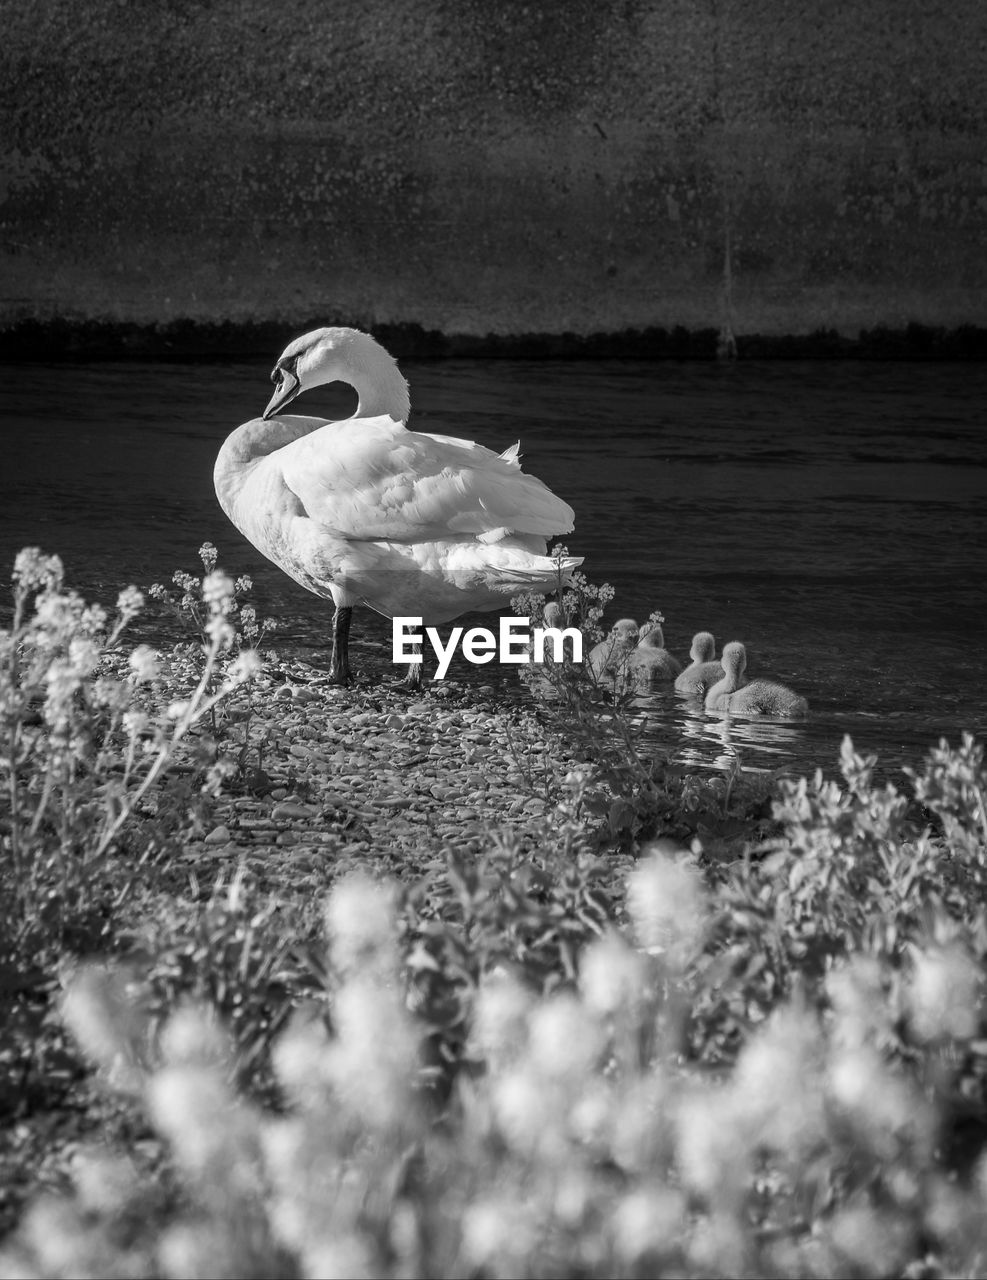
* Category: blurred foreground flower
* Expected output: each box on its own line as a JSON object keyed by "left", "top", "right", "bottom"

{"left": 129, "top": 644, "right": 160, "bottom": 683}
{"left": 909, "top": 944, "right": 981, "bottom": 1041}
{"left": 325, "top": 873, "right": 399, "bottom": 977}
{"left": 626, "top": 842, "right": 706, "bottom": 963}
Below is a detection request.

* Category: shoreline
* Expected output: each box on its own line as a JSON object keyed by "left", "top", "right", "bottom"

{"left": 3, "top": 316, "right": 987, "bottom": 362}
{"left": 183, "top": 660, "right": 624, "bottom": 899}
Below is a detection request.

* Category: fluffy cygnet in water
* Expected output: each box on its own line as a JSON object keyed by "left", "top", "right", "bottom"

{"left": 674, "top": 631, "right": 726, "bottom": 697}
{"left": 588, "top": 618, "right": 639, "bottom": 679}
{"left": 704, "top": 641, "right": 808, "bottom": 717}
{"left": 628, "top": 620, "right": 682, "bottom": 687}
{"left": 524, "top": 601, "right": 578, "bottom": 665}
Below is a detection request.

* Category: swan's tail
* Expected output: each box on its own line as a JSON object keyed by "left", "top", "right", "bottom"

{"left": 485, "top": 553, "right": 584, "bottom": 585}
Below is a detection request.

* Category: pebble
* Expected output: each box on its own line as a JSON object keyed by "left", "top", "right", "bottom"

{"left": 173, "top": 667, "right": 590, "bottom": 896}
{"left": 272, "top": 801, "right": 317, "bottom": 820}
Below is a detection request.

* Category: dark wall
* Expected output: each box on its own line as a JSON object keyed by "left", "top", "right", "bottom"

{"left": 2, "top": 0, "right": 984, "bottom": 336}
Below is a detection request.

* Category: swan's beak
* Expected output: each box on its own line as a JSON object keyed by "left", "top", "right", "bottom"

{"left": 263, "top": 370, "right": 301, "bottom": 419}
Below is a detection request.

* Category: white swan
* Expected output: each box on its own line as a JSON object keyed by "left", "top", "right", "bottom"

{"left": 626, "top": 620, "right": 682, "bottom": 688}
{"left": 704, "top": 642, "right": 809, "bottom": 717}
{"left": 674, "top": 631, "right": 725, "bottom": 696}
{"left": 214, "top": 327, "right": 582, "bottom": 684}
{"left": 587, "top": 618, "right": 639, "bottom": 681}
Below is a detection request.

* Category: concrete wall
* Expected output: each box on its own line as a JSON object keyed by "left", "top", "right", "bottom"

{"left": 2, "top": 0, "right": 985, "bottom": 337}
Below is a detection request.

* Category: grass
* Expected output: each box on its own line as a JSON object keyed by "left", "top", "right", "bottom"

{"left": 2, "top": 546, "right": 987, "bottom": 1278}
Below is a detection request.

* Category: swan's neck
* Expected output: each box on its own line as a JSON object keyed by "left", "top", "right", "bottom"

{"left": 340, "top": 351, "right": 411, "bottom": 423}
{"left": 709, "top": 662, "right": 742, "bottom": 699}
{"left": 214, "top": 415, "right": 319, "bottom": 517}
{"left": 218, "top": 416, "right": 317, "bottom": 470}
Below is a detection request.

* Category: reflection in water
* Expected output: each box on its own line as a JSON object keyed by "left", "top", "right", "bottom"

{"left": 1, "top": 357, "right": 985, "bottom": 784}
{"left": 628, "top": 689, "right": 811, "bottom": 777}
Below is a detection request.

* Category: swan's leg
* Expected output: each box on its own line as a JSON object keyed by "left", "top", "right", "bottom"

{"left": 398, "top": 623, "right": 424, "bottom": 688}
{"left": 401, "top": 658, "right": 424, "bottom": 689}
{"left": 328, "top": 605, "right": 353, "bottom": 685}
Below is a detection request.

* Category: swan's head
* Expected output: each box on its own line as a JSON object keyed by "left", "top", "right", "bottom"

{"left": 721, "top": 642, "right": 747, "bottom": 677}
{"left": 543, "top": 601, "right": 564, "bottom": 628}
{"left": 691, "top": 631, "right": 716, "bottom": 662}
{"left": 609, "top": 618, "right": 640, "bottom": 649}
{"left": 638, "top": 620, "right": 665, "bottom": 648}
{"left": 263, "top": 327, "right": 410, "bottom": 421}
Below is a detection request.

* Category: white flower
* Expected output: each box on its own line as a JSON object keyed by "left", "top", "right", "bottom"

{"left": 45, "top": 658, "right": 80, "bottom": 711}
{"left": 325, "top": 874, "right": 397, "bottom": 975}
{"left": 202, "top": 570, "right": 235, "bottom": 606}
{"left": 613, "top": 1187, "right": 685, "bottom": 1262}
{"left": 60, "top": 965, "right": 146, "bottom": 1089}
{"left": 732, "top": 1005, "right": 825, "bottom": 1152}
{"left": 80, "top": 604, "right": 108, "bottom": 634}
{"left": 492, "top": 1067, "right": 553, "bottom": 1152}
{"left": 580, "top": 931, "right": 647, "bottom": 1016}
{"left": 14, "top": 547, "right": 63, "bottom": 591}
{"left": 462, "top": 1199, "right": 516, "bottom": 1265}
{"left": 271, "top": 1017, "right": 333, "bottom": 1103}
{"left": 527, "top": 993, "right": 603, "bottom": 1080}
{"left": 129, "top": 644, "right": 160, "bottom": 682}
{"left": 909, "top": 945, "right": 980, "bottom": 1041}
{"left": 68, "top": 636, "right": 100, "bottom": 676}
{"left": 158, "top": 1005, "right": 231, "bottom": 1068}
{"left": 122, "top": 710, "right": 149, "bottom": 737}
{"left": 462, "top": 1197, "right": 534, "bottom": 1267}
{"left": 71, "top": 1149, "right": 139, "bottom": 1215}
{"left": 115, "top": 586, "right": 144, "bottom": 621}
{"left": 147, "top": 1065, "right": 249, "bottom": 1180}
{"left": 826, "top": 956, "right": 892, "bottom": 1048}
{"left": 470, "top": 971, "right": 533, "bottom": 1066}
{"left": 675, "top": 1086, "right": 746, "bottom": 1196}
{"left": 626, "top": 844, "right": 706, "bottom": 961}
{"left": 827, "top": 1045, "right": 929, "bottom": 1157}
{"left": 325, "top": 977, "right": 418, "bottom": 1128}
{"left": 229, "top": 649, "right": 263, "bottom": 683}
{"left": 206, "top": 615, "right": 235, "bottom": 649}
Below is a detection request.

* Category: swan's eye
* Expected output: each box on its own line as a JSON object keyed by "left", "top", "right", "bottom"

{"left": 272, "top": 357, "right": 298, "bottom": 384}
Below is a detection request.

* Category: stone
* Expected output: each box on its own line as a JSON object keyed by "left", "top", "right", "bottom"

{"left": 272, "top": 801, "right": 317, "bottom": 820}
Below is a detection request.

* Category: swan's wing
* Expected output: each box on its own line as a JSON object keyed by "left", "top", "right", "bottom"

{"left": 278, "top": 416, "right": 574, "bottom": 542}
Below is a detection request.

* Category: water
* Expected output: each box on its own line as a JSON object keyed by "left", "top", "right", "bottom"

{"left": 2, "top": 358, "right": 985, "bottom": 784}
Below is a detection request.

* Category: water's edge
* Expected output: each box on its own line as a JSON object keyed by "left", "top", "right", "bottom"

{"left": 3, "top": 317, "right": 987, "bottom": 362}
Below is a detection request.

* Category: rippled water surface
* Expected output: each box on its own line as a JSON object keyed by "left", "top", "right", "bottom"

{"left": 2, "top": 358, "right": 985, "bottom": 782}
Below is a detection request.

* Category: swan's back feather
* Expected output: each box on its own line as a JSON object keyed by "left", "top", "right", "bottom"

{"left": 276, "top": 417, "right": 572, "bottom": 543}
{"left": 674, "top": 659, "right": 725, "bottom": 696}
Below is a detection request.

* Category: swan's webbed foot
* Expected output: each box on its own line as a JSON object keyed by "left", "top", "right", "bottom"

{"left": 397, "top": 660, "right": 424, "bottom": 689}
{"left": 390, "top": 623, "right": 425, "bottom": 690}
